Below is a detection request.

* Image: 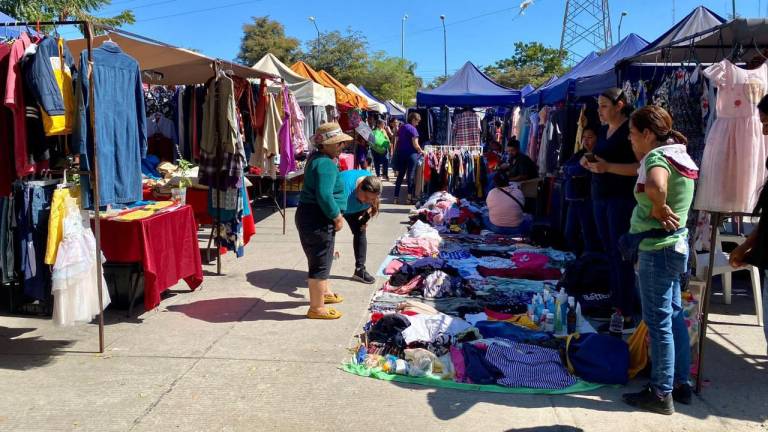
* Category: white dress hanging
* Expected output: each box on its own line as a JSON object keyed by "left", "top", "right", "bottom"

{"left": 52, "top": 196, "right": 111, "bottom": 326}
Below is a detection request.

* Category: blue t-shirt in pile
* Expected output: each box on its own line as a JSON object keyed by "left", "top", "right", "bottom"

{"left": 341, "top": 169, "right": 372, "bottom": 215}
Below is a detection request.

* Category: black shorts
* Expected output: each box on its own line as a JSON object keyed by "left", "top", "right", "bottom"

{"left": 295, "top": 202, "right": 336, "bottom": 280}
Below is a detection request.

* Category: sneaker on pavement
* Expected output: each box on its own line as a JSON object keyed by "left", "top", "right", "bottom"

{"left": 622, "top": 385, "right": 675, "bottom": 415}
{"left": 353, "top": 268, "right": 376, "bottom": 284}
{"left": 672, "top": 383, "right": 692, "bottom": 405}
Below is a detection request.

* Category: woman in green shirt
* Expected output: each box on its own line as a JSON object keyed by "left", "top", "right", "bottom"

{"left": 295, "top": 122, "right": 351, "bottom": 320}
{"left": 621, "top": 106, "right": 699, "bottom": 415}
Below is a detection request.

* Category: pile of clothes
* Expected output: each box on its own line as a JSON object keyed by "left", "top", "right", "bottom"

{"left": 409, "top": 192, "right": 484, "bottom": 234}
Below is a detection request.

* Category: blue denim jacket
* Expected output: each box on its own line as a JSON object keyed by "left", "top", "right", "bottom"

{"left": 23, "top": 36, "right": 75, "bottom": 116}
{"left": 74, "top": 42, "right": 147, "bottom": 206}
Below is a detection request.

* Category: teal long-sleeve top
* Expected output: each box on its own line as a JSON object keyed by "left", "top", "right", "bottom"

{"left": 299, "top": 154, "right": 347, "bottom": 220}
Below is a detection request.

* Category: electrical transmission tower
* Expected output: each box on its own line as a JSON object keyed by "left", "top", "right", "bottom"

{"left": 559, "top": 0, "right": 613, "bottom": 64}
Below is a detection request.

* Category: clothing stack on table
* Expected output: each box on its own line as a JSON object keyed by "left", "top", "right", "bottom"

{"left": 346, "top": 191, "right": 617, "bottom": 394}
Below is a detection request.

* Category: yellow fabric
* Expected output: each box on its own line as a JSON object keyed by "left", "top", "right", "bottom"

{"left": 42, "top": 37, "right": 76, "bottom": 136}
{"left": 114, "top": 209, "right": 156, "bottom": 221}
{"left": 45, "top": 187, "right": 81, "bottom": 265}
{"left": 144, "top": 201, "right": 174, "bottom": 210}
{"left": 627, "top": 321, "right": 649, "bottom": 379}
{"left": 573, "top": 105, "right": 587, "bottom": 154}
{"left": 489, "top": 314, "right": 540, "bottom": 330}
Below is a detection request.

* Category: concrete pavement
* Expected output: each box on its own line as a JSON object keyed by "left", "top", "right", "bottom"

{"left": 0, "top": 184, "right": 767, "bottom": 431}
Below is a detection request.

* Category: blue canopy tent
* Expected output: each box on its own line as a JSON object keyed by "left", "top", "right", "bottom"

{"left": 385, "top": 100, "right": 406, "bottom": 119}
{"left": 416, "top": 61, "right": 521, "bottom": 107}
{"left": 358, "top": 85, "right": 389, "bottom": 113}
{"left": 572, "top": 34, "right": 649, "bottom": 98}
{"left": 0, "top": 12, "right": 31, "bottom": 38}
{"left": 523, "top": 76, "right": 558, "bottom": 106}
{"left": 521, "top": 84, "right": 535, "bottom": 97}
{"left": 525, "top": 52, "right": 599, "bottom": 106}
{"left": 617, "top": 6, "right": 726, "bottom": 82}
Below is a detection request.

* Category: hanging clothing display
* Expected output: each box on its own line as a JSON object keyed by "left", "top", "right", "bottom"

{"left": 278, "top": 89, "right": 297, "bottom": 175}
{"left": 23, "top": 36, "right": 77, "bottom": 136}
{"left": 694, "top": 59, "right": 768, "bottom": 213}
{"left": 51, "top": 194, "right": 110, "bottom": 326}
{"left": 74, "top": 41, "right": 147, "bottom": 207}
{"left": 5, "top": 31, "right": 34, "bottom": 178}
{"left": 452, "top": 109, "right": 481, "bottom": 147}
{"left": 301, "top": 105, "right": 328, "bottom": 150}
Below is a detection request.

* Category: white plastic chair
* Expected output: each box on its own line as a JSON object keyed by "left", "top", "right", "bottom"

{"left": 695, "top": 230, "right": 763, "bottom": 326}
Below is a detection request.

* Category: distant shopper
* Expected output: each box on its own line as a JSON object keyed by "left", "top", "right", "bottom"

{"left": 295, "top": 122, "right": 351, "bottom": 320}
{"left": 371, "top": 120, "right": 392, "bottom": 181}
{"left": 483, "top": 171, "right": 532, "bottom": 235}
{"left": 394, "top": 112, "right": 424, "bottom": 204}
{"left": 562, "top": 126, "right": 601, "bottom": 254}
{"left": 502, "top": 140, "right": 538, "bottom": 182}
{"left": 340, "top": 170, "right": 383, "bottom": 284}
{"left": 621, "top": 106, "right": 699, "bottom": 415}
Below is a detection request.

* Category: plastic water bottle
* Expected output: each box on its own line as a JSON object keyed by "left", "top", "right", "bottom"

{"left": 567, "top": 297, "right": 577, "bottom": 334}
{"left": 609, "top": 309, "right": 624, "bottom": 338}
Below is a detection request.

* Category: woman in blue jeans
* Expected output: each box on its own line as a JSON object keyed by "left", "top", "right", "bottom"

{"left": 583, "top": 88, "right": 640, "bottom": 329}
{"left": 621, "top": 106, "right": 699, "bottom": 415}
{"left": 394, "top": 112, "right": 424, "bottom": 204}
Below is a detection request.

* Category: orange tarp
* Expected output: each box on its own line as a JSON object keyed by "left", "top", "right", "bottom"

{"left": 290, "top": 61, "right": 367, "bottom": 109}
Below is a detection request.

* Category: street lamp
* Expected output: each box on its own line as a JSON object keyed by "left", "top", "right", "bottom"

{"left": 618, "top": 11, "right": 628, "bottom": 42}
{"left": 440, "top": 15, "right": 447, "bottom": 79}
{"left": 401, "top": 14, "right": 408, "bottom": 59}
{"left": 308, "top": 16, "right": 320, "bottom": 55}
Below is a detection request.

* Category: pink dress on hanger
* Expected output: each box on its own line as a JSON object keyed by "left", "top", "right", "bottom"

{"left": 694, "top": 59, "right": 768, "bottom": 213}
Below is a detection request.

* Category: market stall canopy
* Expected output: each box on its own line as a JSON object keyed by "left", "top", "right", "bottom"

{"left": 252, "top": 53, "right": 336, "bottom": 106}
{"left": 290, "top": 61, "right": 367, "bottom": 109}
{"left": 621, "top": 18, "right": 767, "bottom": 64}
{"left": 346, "top": 83, "right": 387, "bottom": 113}
{"left": 521, "top": 84, "right": 536, "bottom": 97}
{"left": 69, "top": 31, "right": 275, "bottom": 85}
{"left": 526, "top": 53, "right": 599, "bottom": 106}
{"left": 416, "top": 62, "right": 522, "bottom": 107}
{"left": 385, "top": 100, "right": 406, "bottom": 119}
{"left": 523, "top": 76, "right": 558, "bottom": 106}
{"left": 319, "top": 70, "right": 368, "bottom": 109}
{"left": 572, "top": 33, "right": 649, "bottom": 98}
{"left": 359, "top": 85, "right": 389, "bottom": 113}
{"left": 0, "top": 12, "right": 32, "bottom": 38}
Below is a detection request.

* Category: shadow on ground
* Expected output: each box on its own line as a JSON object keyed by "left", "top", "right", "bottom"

{"left": 0, "top": 326, "right": 73, "bottom": 370}
{"left": 165, "top": 297, "right": 307, "bottom": 323}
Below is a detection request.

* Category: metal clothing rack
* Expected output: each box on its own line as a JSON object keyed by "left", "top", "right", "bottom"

{"left": 695, "top": 210, "right": 755, "bottom": 394}
{"left": 0, "top": 20, "right": 106, "bottom": 353}
{"left": 423, "top": 145, "right": 484, "bottom": 153}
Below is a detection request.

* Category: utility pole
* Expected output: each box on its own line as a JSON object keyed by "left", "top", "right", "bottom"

{"left": 401, "top": 14, "right": 408, "bottom": 59}
{"left": 308, "top": 16, "right": 320, "bottom": 57}
{"left": 440, "top": 15, "right": 447, "bottom": 79}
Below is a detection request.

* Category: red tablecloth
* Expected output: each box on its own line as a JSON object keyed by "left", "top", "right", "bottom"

{"left": 142, "top": 186, "right": 255, "bottom": 249}
{"left": 98, "top": 205, "right": 204, "bottom": 311}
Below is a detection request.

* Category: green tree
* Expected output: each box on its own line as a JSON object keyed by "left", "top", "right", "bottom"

{"left": 236, "top": 16, "right": 301, "bottom": 66}
{"left": 0, "top": 0, "right": 134, "bottom": 28}
{"left": 484, "top": 42, "right": 568, "bottom": 88}
{"left": 426, "top": 75, "right": 449, "bottom": 89}
{"left": 357, "top": 53, "right": 422, "bottom": 105}
{"left": 305, "top": 29, "right": 368, "bottom": 85}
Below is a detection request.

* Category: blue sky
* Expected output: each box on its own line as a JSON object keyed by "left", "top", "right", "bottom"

{"left": 59, "top": 0, "right": 765, "bottom": 85}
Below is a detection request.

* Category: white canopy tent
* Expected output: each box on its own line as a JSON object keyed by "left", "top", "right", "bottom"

{"left": 346, "top": 83, "right": 387, "bottom": 113}
{"left": 252, "top": 53, "right": 336, "bottom": 107}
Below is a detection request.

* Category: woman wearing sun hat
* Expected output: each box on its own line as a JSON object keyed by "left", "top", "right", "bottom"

{"left": 296, "top": 122, "right": 353, "bottom": 319}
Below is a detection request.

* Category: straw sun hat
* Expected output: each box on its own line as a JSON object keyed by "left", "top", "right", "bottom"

{"left": 314, "top": 122, "right": 353, "bottom": 146}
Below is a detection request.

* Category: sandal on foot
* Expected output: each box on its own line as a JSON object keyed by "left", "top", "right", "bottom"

{"left": 323, "top": 293, "right": 344, "bottom": 304}
{"left": 306, "top": 308, "right": 342, "bottom": 320}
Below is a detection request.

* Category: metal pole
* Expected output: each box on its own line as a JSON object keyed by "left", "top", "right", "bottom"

{"left": 732, "top": 0, "right": 737, "bottom": 18}
{"left": 85, "top": 22, "right": 106, "bottom": 354}
{"left": 440, "top": 15, "right": 447, "bottom": 78}
{"left": 618, "top": 11, "right": 627, "bottom": 42}
{"left": 695, "top": 212, "right": 722, "bottom": 394}
{"left": 309, "top": 17, "right": 320, "bottom": 59}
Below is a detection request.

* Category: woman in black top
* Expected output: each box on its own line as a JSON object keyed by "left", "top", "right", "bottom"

{"left": 581, "top": 88, "right": 641, "bottom": 329}
{"left": 730, "top": 94, "right": 768, "bottom": 349}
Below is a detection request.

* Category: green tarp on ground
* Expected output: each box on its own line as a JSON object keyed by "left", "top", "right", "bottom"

{"left": 341, "top": 362, "right": 605, "bottom": 395}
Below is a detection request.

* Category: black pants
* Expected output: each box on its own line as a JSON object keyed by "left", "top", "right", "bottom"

{"left": 344, "top": 210, "right": 368, "bottom": 270}
{"left": 295, "top": 203, "right": 336, "bottom": 280}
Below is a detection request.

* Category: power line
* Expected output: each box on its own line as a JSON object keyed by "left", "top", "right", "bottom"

{"left": 137, "top": 0, "right": 261, "bottom": 23}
